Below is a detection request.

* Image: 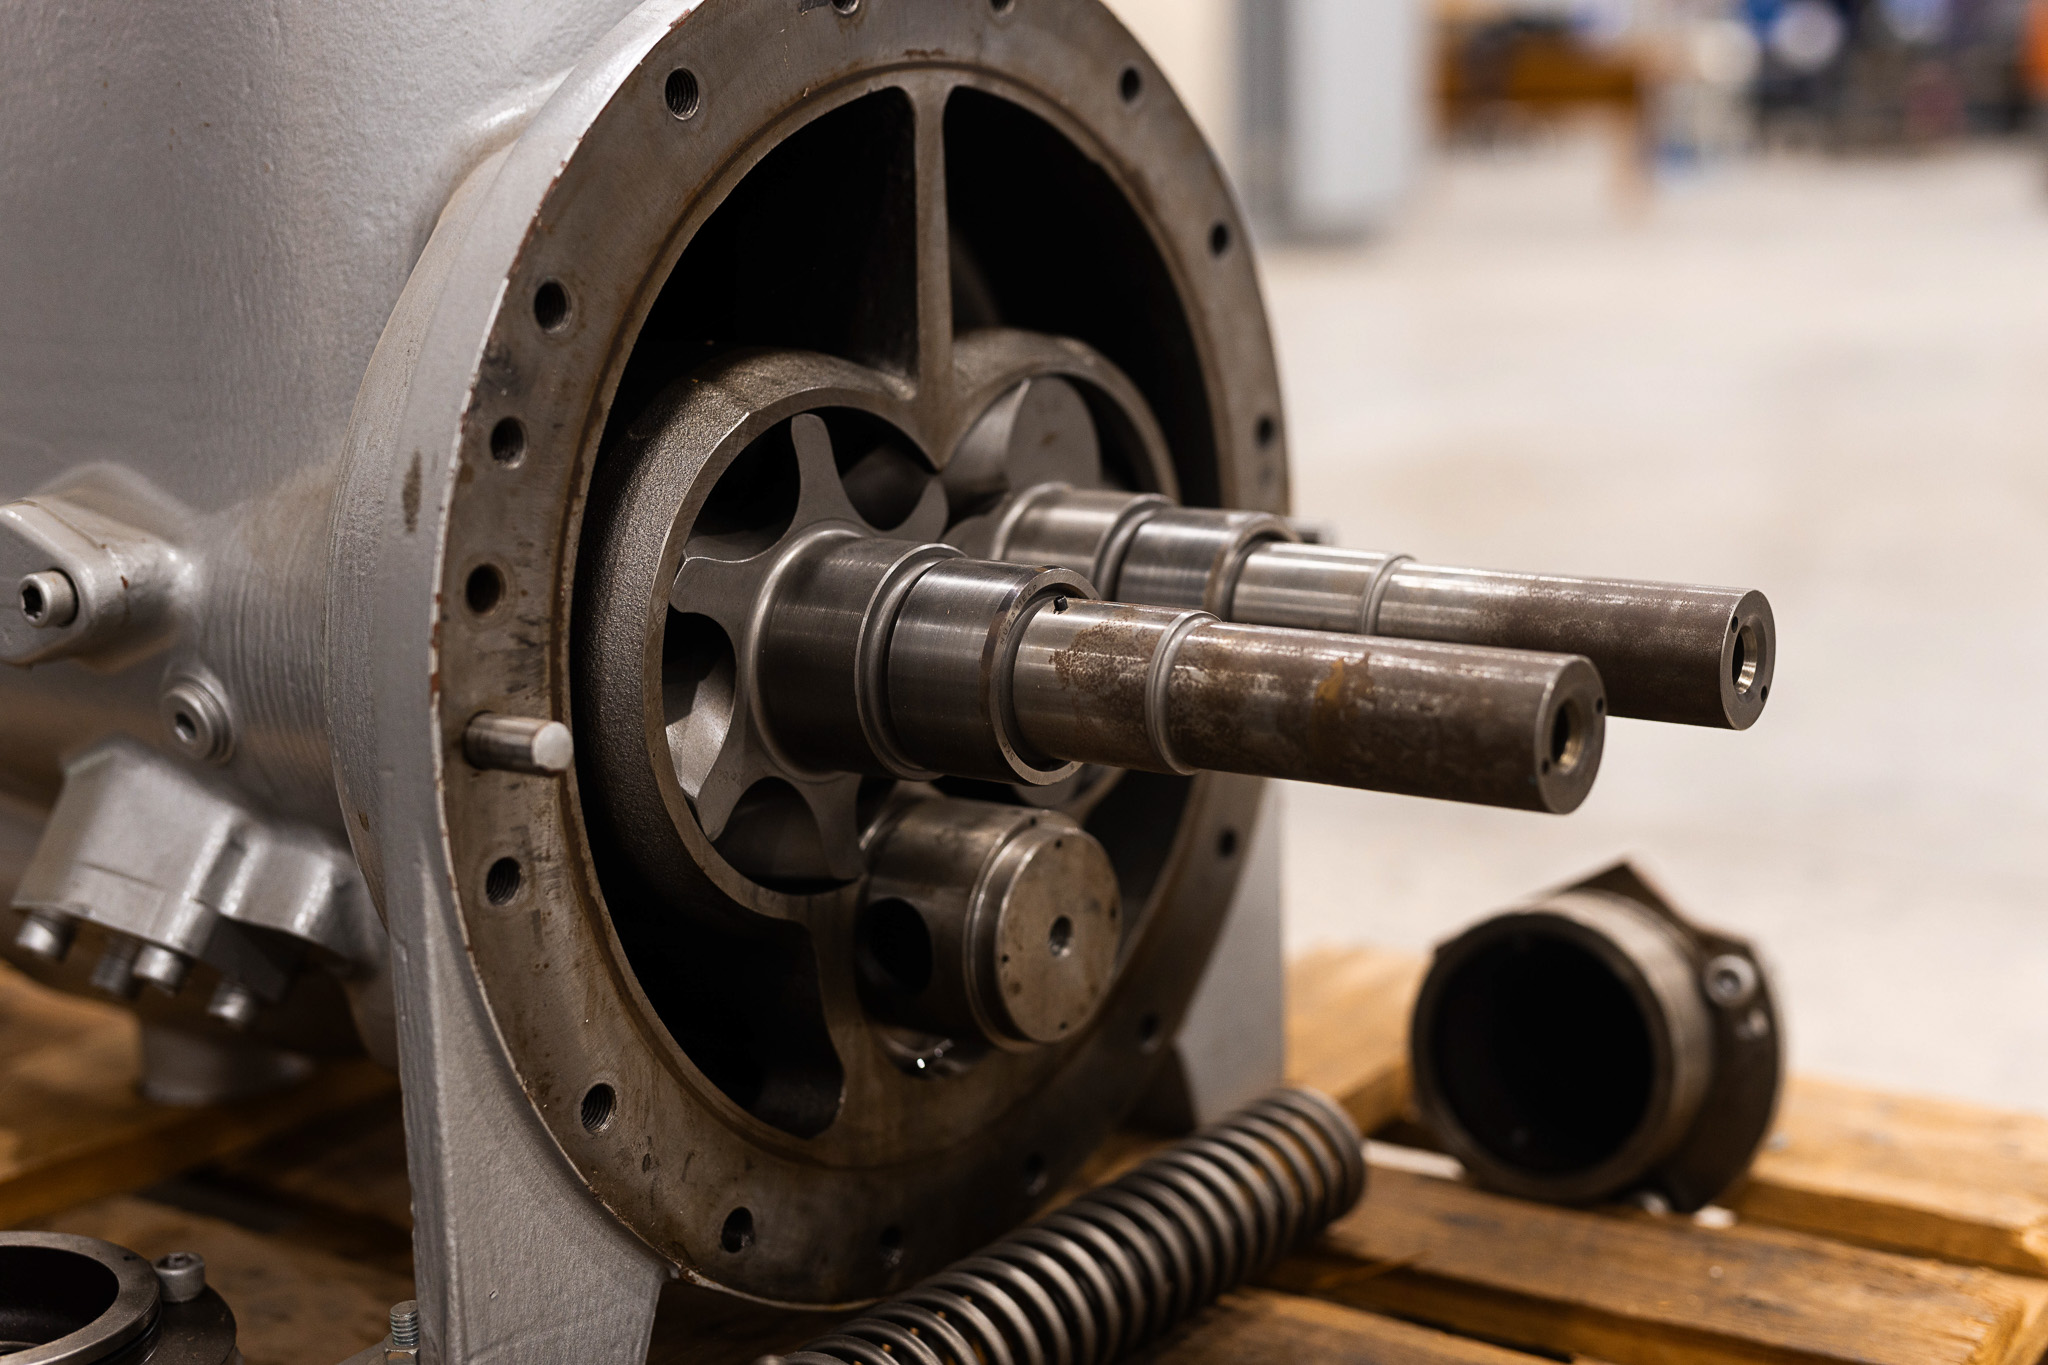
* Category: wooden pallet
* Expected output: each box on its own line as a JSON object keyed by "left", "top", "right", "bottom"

{"left": 10, "top": 948, "right": 2048, "bottom": 1365}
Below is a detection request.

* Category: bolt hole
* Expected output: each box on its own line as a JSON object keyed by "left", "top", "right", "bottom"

{"left": 879, "top": 1225, "right": 904, "bottom": 1269}
{"left": 1137, "top": 1011, "right": 1163, "bottom": 1052}
{"left": 990, "top": 0, "right": 1014, "bottom": 10}
{"left": 489, "top": 417, "right": 526, "bottom": 465}
{"left": 1023, "top": 1153, "right": 1047, "bottom": 1197}
{"left": 173, "top": 711, "right": 198, "bottom": 745}
{"left": 1595, "top": 697, "right": 1606, "bottom": 715}
{"left": 1209, "top": 221, "right": 1232, "bottom": 257}
{"left": 1048, "top": 916, "right": 1073, "bottom": 958}
{"left": 664, "top": 67, "right": 701, "bottom": 120}
{"left": 485, "top": 857, "right": 522, "bottom": 906}
{"left": 1118, "top": 66, "right": 1142, "bottom": 105}
{"left": 532, "top": 280, "right": 571, "bottom": 332}
{"left": 579, "top": 1082, "right": 616, "bottom": 1133}
{"left": 721, "top": 1207, "right": 755, "bottom": 1253}
{"left": 19, "top": 583, "right": 43, "bottom": 619}
{"left": 1216, "top": 828, "right": 1240, "bottom": 859}
{"left": 1255, "top": 415, "right": 1278, "bottom": 449}
{"left": 832, "top": 0, "right": 860, "bottom": 11}
{"left": 465, "top": 564, "right": 505, "bottom": 615}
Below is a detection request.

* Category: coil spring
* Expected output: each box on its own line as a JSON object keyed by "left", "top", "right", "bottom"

{"left": 772, "top": 1085, "right": 1365, "bottom": 1365}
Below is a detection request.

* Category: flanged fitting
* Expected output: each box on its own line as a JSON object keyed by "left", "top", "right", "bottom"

{"left": 0, "top": 1231, "right": 237, "bottom": 1364}
{"left": 1409, "top": 861, "right": 1782, "bottom": 1211}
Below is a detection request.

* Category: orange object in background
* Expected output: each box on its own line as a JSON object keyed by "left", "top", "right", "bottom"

{"left": 2029, "top": 0, "right": 2048, "bottom": 96}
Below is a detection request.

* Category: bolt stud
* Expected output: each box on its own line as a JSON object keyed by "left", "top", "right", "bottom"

{"left": 90, "top": 937, "right": 142, "bottom": 999}
{"left": 463, "top": 713, "right": 574, "bottom": 776}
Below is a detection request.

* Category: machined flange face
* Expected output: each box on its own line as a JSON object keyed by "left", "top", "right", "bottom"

{"left": 341, "top": 0, "right": 1286, "bottom": 1305}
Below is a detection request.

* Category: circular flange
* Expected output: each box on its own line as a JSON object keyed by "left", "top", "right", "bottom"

{"left": 332, "top": 0, "right": 1285, "bottom": 1305}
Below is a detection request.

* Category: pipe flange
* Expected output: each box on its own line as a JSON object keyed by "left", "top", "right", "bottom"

{"left": 1410, "top": 861, "right": 1782, "bottom": 1211}
{"left": 0, "top": 1232, "right": 237, "bottom": 1365}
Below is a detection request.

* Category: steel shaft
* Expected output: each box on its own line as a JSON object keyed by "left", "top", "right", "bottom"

{"left": 1233, "top": 545, "right": 1774, "bottom": 730}
{"left": 754, "top": 545, "right": 1605, "bottom": 813}
{"left": 991, "top": 486, "right": 1775, "bottom": 730}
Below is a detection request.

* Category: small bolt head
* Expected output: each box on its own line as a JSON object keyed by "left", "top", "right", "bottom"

{"left": 13, "top": 910, "right": 75, "bottom": 961}
{"left": 153, "top": 1251, "right": 206, "bottom": 1303}
{"left": 18, "top": 569, "right": 78, "bottom": 629}
{"left": 207, "top": 979, "right": 263, "bottom": 1029}
{"left": 1702, "top": 953, "right": 1760, "bottom": 1009}
{"left": 133, "top": 943, "right": 192, "bottom": 995}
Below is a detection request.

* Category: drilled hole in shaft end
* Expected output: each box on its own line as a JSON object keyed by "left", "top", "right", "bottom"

{"left": 1730, "top": 622, "right": 1762, "bottom": 696}
{"left": 1549, "top": 699, "right": 1586, "bottom": 775}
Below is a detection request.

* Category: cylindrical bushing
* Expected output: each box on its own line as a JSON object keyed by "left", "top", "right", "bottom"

{"left": 1011, "top": 600, "right": 1605, "bottom": 813}
{"left": 859, "top": 800, "right": 1121, "bottom": 1049}
{"left": 1409, "top": 872, "right": 1782, "bottom": 1210}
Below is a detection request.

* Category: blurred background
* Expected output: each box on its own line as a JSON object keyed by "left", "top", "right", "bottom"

{"left": 1104, "top": 0, "right": 2048, "bottom": 1111}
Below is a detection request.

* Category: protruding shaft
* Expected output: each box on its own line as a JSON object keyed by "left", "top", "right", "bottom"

{"left": 1232, "top": 545, "right": 1774, "bottom": 729}
{"left": 751, "top": 545, "right": 1607, "bottom": 812}
{"left": 1010, "top": 601, "right": 1604, "bottom": 813}
{"left": 992, "top": 487, "right": 1775, "bottom": 731}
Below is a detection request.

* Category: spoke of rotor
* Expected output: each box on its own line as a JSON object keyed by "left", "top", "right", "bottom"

{"left": 910, "top": 83, "right": 955, "bottom": 442}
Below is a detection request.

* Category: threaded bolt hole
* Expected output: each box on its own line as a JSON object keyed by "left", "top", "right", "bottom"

{"left": 1137, "top": 1011, "right": 1163, "bottom": 1052}
{"left": 485, "top": 857, "right": 522, "bottom": 906}
{"left": 1216, "top": 827, "right": 1240, "bottom": 859}
{"left": 879, "top": 1225, "right": 904, "bottom": 1269}
{"left": 1255, "top": 415, "right": 1278, "bottom": 449}
{"left": 19, "top": 582, "right": 43, "bottom": 619}
{"left": 1209, "top": 221, "right": 1232, "bottom": 257}
{"left": 489, "top": 417, "right": 525, "bottom": 465}
{"left": 664, "top": 68, "right": 701, "bottom": 120}
{"left": 1118, "top": 66, "right": 1142, "bottom": 104}
{"left": 721, "top": 1206, "right": 755, "bottom": 1253}
{"left": 465, "top": 564, "right": 504, "bottom": 615}
{"left": 172, "top": 711, "right": 197, "bottom": 744}
{"left": 580, "top": 1082, "right": 616, "bottom": 1133}
{"left": 1023, "top": 1152, "right": 1047, "bottom": 1196}
{"left": 533, "top": 280, "right": 571, "bottom": 332}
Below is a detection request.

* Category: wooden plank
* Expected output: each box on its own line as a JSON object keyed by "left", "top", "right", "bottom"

{"left": 29, "top": 1193, "right": 410, "bottom": 1365}
{"left": 1141, "top": 1288, "right": 1605, "bottom": 1363}
{"left": 1731, "top": 1076, "right": 2048, "bottom": 1277}
{"left": 1285, "top": 945, "right": 1425, "bottom": 1135}
{"left": 1268, "top": 1164, "right": 2048, "bottom": 1365}
{"left": 0, "top": 961, "right": 399, "bottom": 1227}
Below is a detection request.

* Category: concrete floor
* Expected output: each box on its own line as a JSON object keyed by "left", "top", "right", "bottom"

{"left": 1263, "top": 139, "right": 2048, "bottom": 1113}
